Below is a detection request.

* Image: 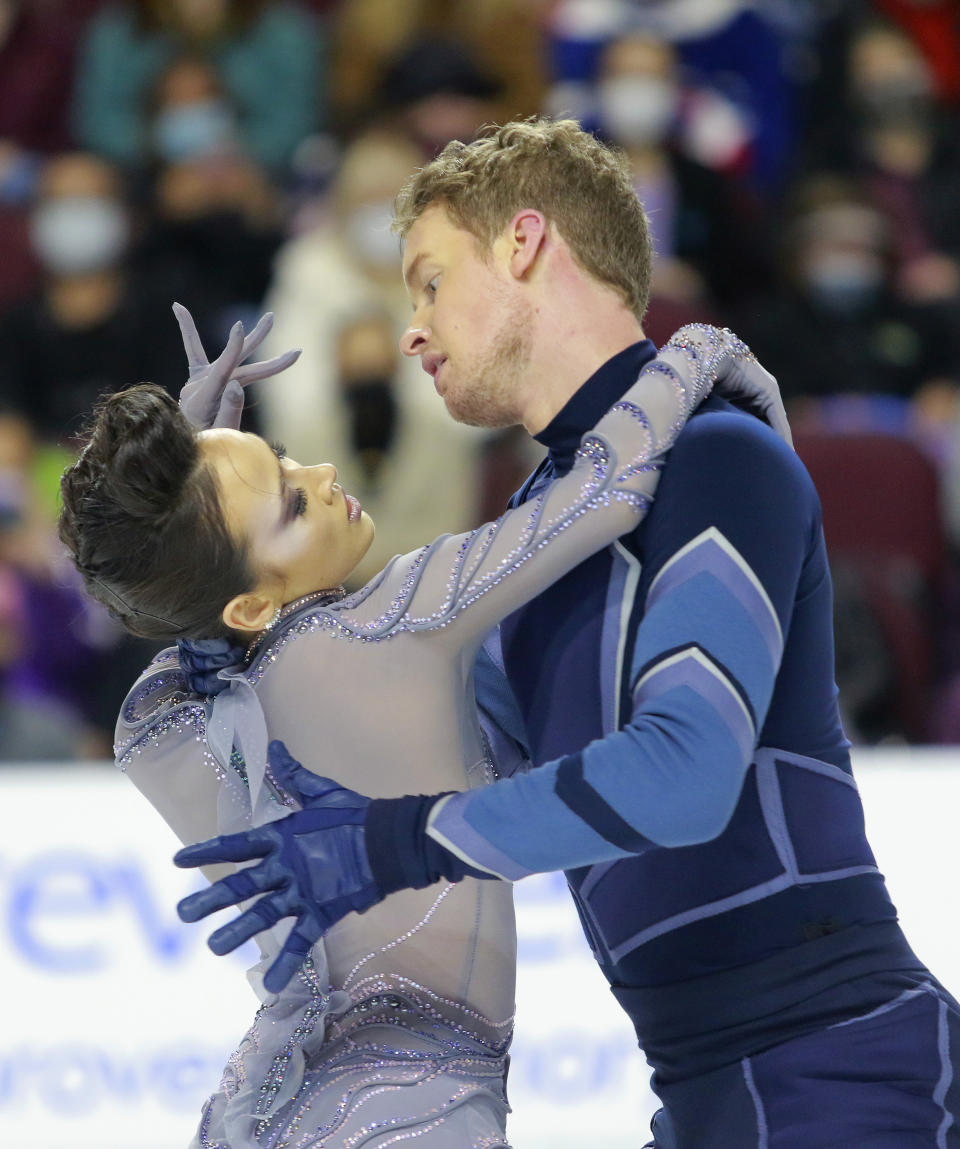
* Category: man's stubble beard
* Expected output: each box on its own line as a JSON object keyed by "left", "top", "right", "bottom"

{"left": 442, "top": 299, "right": 535, "bottom": 429}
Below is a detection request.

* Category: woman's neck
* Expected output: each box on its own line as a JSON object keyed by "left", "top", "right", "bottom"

{"left": 243, "top": 586, "right": 346, "bottom": 660}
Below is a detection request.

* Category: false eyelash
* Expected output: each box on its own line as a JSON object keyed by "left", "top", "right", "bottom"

{"left": 270, "top": 440, "right": 287, "bottom": 459}
{"left": 293, "top": 488, "right": 307, "bottom": 517}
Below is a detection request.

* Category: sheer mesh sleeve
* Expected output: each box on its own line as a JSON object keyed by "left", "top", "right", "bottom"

{"left": 341, "top": 327, "right": 749, "bottom": 651}
{"left": 114, "top": 648, "right": 234, "bottom": 885}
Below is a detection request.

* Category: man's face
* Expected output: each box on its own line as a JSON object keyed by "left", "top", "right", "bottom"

{"left": 400, "top": 204, "right": 533, "bottom": 428}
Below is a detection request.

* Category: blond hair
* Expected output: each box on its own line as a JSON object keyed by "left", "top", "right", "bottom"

{"left": 393, "top": 118, "right": 652, "bottom": 319}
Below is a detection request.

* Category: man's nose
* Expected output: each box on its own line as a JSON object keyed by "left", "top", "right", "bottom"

{"left": 400, "top": 323, "right": 430, "bottom": 357}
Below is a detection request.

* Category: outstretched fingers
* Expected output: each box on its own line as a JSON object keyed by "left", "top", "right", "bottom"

{"left": 262, "top": 922, "right": 319, "bottom": 993}
{"left": 172, "top": 302, "right": 209, "bottom": 372}
{"left": 206, "top": 320, "right": 247, "bottom": 383}
{"left": 177, "top": 858, "right": 285, "bottom": 923}
{"left": 207, "top": 889, "right": 297, "bottom": 955}
{"left": 232, "top": 347, "right": 302, "bottom": 385}
{"left": 238, "top": 311, "right": 274, "bottom": 360}
{"left": 174, "top": 827, "right": 275, "bottom": 868}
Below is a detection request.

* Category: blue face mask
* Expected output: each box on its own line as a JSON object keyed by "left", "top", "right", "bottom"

{"left": 152, "top": 99, "right": 238, "bottom": 162}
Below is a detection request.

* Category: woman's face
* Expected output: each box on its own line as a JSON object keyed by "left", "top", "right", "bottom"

{"left": 198, "top": 429, "right": 374, "bottom": 606}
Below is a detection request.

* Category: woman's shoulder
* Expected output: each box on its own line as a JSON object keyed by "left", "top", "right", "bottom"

{"left": 117, "top": 647, "right": 191, "bottom": 724}
{"left": 114, "top": 647, "right": 209, "bottom": 767}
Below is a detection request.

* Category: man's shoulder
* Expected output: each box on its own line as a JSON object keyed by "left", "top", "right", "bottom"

{"left": 671, "top": 397, "right": 805, "bottom": 481}
{"left": 645, "top": 398, "right": 819, "bottom": 538}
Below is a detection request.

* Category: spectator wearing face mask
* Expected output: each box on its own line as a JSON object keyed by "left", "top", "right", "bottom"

{"left": 0, "top": 0, "right": 103, "bottom": 310}
{"left": 801, "top": 18, "right": 960, "bottom": 300}
{"left": 631, "top": 0, "right": 797, "bottom": 192}
{"left": 0, "top": 151, "right": 206, "bottom": 445}
{"left": 72, "top": 0, "right": 323, "bottom": 172}
{"left": 257, "top": 128, "right": 490, "bottom": 574}
{"left": 321, "top": 312, "right": 495, "bottom": 589}
{"left": 543, "top": 0, "right": 790, "bottom": 185}
{"left": 846, "top": 21, "right": 960, "bottom": 308}
{"left": 736, "top": 174, "right": 960, "bottom": 431}
{"left": 130, "top": 54, "right": 283, "bottom": 340}
{"left": 594, "top": 31, "right": 773, "bottom": 338}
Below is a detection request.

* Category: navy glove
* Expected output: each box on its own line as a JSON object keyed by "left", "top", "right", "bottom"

{"left": 175, "top": 740, "right": 382, "bottom": 992}
{"left": 174, "top": 303, "right": 301, "bottom": 431}
{"left": 174, "top": 740, "right": 495, "bottom": 993}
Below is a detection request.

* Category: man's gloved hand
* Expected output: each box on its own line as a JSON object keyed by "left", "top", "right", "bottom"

{"left": 174, "top": 302, "right": 301, "bottom": 431}
{"left": 174, "top": 740, "right": 383, "bottom": 993}
{"left": 174, "top": 740, "right": 496, "bottom": 993}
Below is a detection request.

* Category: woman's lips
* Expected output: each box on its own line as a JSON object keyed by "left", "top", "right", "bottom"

{"left": 344, "top": 492, "right": 362, "bottom": 523}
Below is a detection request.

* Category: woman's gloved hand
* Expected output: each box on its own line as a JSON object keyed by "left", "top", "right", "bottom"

{"left": 175, "top": 302, "right": 301, "bottom": 431}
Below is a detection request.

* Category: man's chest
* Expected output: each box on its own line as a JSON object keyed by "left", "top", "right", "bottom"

{"left": 499, "top": 541, "right": 648, "bottom": 764}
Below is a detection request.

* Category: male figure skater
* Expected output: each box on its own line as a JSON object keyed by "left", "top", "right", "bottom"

{"left": 177, "top": 120, "right": 960, "bottom": 1147}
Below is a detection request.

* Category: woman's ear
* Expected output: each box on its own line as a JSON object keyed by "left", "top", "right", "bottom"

{"left": 221, "top": 589, "right": 280, "bottom": 634}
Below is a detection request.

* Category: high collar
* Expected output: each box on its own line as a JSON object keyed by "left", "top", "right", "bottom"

{"left": 534, "top": 340, "right": 657, "bottom": 472}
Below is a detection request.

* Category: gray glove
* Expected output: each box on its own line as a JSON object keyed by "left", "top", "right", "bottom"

{"left": 661, "top": 324, "right": 792, "bottom": 448}
{"left": 710, "top": 329, "right": 792, "bottom": 448}
{"left": 174, "top": 302, "right": 301, "bottom": 431}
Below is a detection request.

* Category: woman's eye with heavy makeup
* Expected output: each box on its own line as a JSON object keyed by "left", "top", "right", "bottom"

{"left": 270, "top": 440, "right": 287, "bottom": 460}
{"left": 293, "top": 488, "right": 308, "bottom": 517}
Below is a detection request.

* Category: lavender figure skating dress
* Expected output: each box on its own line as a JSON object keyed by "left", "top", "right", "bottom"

{"left": 114, "top": 327, "right": 781, "bottom": 1148}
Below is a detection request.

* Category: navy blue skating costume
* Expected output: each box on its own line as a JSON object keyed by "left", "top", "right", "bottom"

{"left": 444, "top": 340, "right": 960, "bottom": 1147}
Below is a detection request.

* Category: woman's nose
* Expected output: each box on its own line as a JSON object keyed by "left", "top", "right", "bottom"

{"left": 311, "top": 462, "right": 338, "bottom": 502}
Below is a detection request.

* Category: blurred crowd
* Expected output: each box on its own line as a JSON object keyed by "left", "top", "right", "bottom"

{"left": 2, "top": 0, "right": 960, "bottom": 756}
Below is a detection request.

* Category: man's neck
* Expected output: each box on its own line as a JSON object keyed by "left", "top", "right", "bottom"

{"left": 519, "top": 313, "right": 647, "bottom": 436}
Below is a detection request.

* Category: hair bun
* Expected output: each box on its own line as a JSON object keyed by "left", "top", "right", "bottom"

{"left": 94, "top": 386, "right": 197, "bottom": 519}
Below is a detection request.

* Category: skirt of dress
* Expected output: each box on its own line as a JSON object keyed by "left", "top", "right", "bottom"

{"left": 192, "top": 978, "right": 513, "bottom": 1149}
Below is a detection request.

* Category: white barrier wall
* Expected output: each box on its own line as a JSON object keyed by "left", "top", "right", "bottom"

{"left": 1, "top": 748, "right": 959, "bottom": 1149}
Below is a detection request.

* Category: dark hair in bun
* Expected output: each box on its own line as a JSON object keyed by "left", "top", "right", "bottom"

{"left": 59, "top": 384, "right": 254, "bottom": 640}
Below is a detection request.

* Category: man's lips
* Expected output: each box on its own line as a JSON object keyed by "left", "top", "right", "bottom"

{"left": 423, "top": 354, "right": 447, "bottom": 388}
{"left": 344, "top": 493, "right": 362, "bottom": 523}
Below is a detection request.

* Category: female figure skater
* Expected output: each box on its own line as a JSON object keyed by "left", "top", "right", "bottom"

{"left": 58, "top": 313, "right": 785, "bottom": 1149}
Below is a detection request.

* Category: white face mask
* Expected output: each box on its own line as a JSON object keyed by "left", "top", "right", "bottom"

{"left": 30, "top": 195, "right": 129, "bottom": 275}
{"left": 346, "top": 200, "right": 401, "bottom": 269}
{"left": 597, "top": 75, "right": 678, "bottom": 147}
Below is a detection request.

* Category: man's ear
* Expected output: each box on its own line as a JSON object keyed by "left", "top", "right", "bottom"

{"left": 221, "top": 589, "right": 280, "bottom": 634}
{"left": 507, "top": 209, "right": 548, "bottom": 279}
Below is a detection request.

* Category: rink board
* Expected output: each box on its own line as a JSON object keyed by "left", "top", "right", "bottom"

{"left": 0, "top": 747, "right": 958, "bottom": 1149}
